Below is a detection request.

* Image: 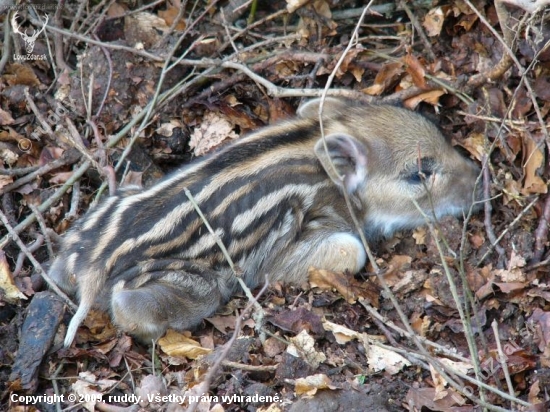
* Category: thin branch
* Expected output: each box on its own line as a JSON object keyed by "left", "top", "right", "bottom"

{"left": 0, "top": 209, "right": 76, "bottom": 310}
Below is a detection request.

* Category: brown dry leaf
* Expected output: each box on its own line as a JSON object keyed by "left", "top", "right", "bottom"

{"left": 541, "top": 345, "right": 550, "bottom": 368}
{"left": 423, "top": 7, "right": 446, "bottom": 37}
{"left": 456, "top": 13, "right": 478, "bottom": 31}
{"left": 295, "top": 0, "right": 337, "bottom": 39}
{"left": 411, "top": 314, "right": 430, "bottom": 336}
{"left": 502, "top": 172, "right": 522, "bottom": 205}
{"left": 158, "top": 330, "right": 212, "bottom": 359}
{"left": 404, "top": 54, "right": 427, "bottom": 89}
{"left": 508, "top": 250, "right": 527, "bottom": 269}
{"left": 494, "top": 267, "right": 526, "bottom": 283}
{"left": 338, "top": 48, "right": 365, "bottom": 82}
{"left": 363, "top": 62, "right": 404, "bottom": 96}
{"left": 206, "top": 315, "right": 254, "bottom": 334}
{"left": 294, "top": 374, "right": 336, "bottom": 395}
{"left": 0, "top": 251, "right": 27, "bottom": 302}
{"left": 429, "top": 363, "right": 448, "bottom": 400}
{"left": 528, "top": 309, "right": 550, "bottom": 352}
{"left": 308, "top": 267, "right": 356, "bottom": 303}
{"left": 469, "top": 232, "right": 485, "bottom": 248}
{"left": 461, "top": 132, "right": 486, "bottom": 161}
{"left": 189, "top": 111, "right": 238, "bottom": 156}
{"left": 367, "top": 344, "right": 411, "bottom": 375}
{"left": 72, "top": 371, "right": 117, "bottom": 412}
{"left": 206, "top": 315, "right": 238, "bottom": 334}
{"left": 406, "top": 387, "right": 468, "bottom": 411}
{"left": 0, "top": 174, "right": 14, "bottom": 191}
{"left": 106, "top": 2, "right": 126, "bottom": 17}
{"left": 287, "top": 330, "right": 326, "bottom": 369}
{"left": 404, "top": 89, "right": 445, "bottom": 109}
{"left": 156, "top": 120, "right": 183, "bottom": 137}
{"left": 323, "top": 320, "right": 362, "bottom": 344}
{"left": 268, "top": 307, "right": 324, "bottom": 335}
{"left": 522, "top": 135, "right": 547, "bottom": 195}
{"left": 0, "top": 144, "right": 18, "bottom": 166}
{"left": 218, "top": 103, "right": 264, "bottom": 133}
{"left": 413, "top": 226, "right": 427, "bottom": 245}
{"left": 136, "top": 374, "right": 167, "bottom": 408}
{"left": 124, "top": 12, "right": 169, "bottom": 48}
{"left": 81, "top": 309, "right": 117, "bottom": 342}
{"left": 267, "top": 98, "right": 295, "bottom": 123}
{"left": 494, "top": 282, "right": 527, "bottom": 293}
{"left": 263, "top": 336, "right": 286, "bottom": 357}
{"left": 0, "top": 108, "right": 14, "bottom": 125}
{"left": 381, "top": 255, "right": 412, "bottom": 285}
{"left": 158, "top": 5, "right": 186, "bottom": 30}
{"left": 4, "top": 63, "right": 40, "bottom": 86}
{"left": 286, "top": 0, "right": 309, "bottom": 13}
{"left": 309, "top": 266, "right": 378, "bottom": 305}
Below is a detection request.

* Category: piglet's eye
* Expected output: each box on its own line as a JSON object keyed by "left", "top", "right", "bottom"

{"left": 406, "top": 168, "right": 433, "bottom": 184}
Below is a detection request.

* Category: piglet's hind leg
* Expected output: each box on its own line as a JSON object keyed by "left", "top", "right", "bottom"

{"left": 110, "top": 264, "right": 227, "bottom": 343}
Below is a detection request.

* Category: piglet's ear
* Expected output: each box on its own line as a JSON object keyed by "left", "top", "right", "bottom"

{"left": 297, "top": 97, "right": 348, "bottom": 119}
{"left": 314, "top": 133, "right": 368, "bottom": 194}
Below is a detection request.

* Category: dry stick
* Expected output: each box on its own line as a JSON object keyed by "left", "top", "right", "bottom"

{"left": 0, "top": 165, "right": 40, "bottom": 177}
{"left": 186, "top": 281, "right": 270, "bottom": 412}
{"left": 13, "top": 234, "right": 43, "bottom": 277}
{"left": 221, "top": 361, "right": 278, "bottom": 371}
{"left": 482, "top": 154, "right": 506, "bottom": 262}
{"left": 412, "top": 202, "right": 532, "bottom": 409}
{"left": 53, "top": 0, "right": 70, "bottom": 72}
{"left": 466, "top": 0, "right": 550, "bottom": 145}
{"left": 491, "top": 320, "right": 516, "bottom": 406}
{"left": 477, "top": 196, "right": 539, "bottom": 266}
{"left": 361, "top": 308, "right": 531, "bottom": 412}
{"left": 91, "top": 34, "right": 113, "bottom": 119}
{"left": 79, "top": 0, "right": 115, "bottom": 39}
{"left": 0, "top": 209, "right": 76, "bottom": 310}
{"left": 28, "top": 17, "right": 164, "bottom": 62}
{"left": 533, "top": 188, "right": 550, "bottom": 262}
{"left": 464, "top": 0, "right": 522, "bottom": 75}
{"left": 100, "top": 0, "right": 219, "bottom": 190}
{"left": 455, "top": 111, "right": 544, "bottom": 128}
{"left": 217, "top": 9, "right": 288, "bottom": 53}
{"left": 399, "top": 0, "right": 436, "bottom": 61}
{"left": 494, "top": 0, "right": 516, "bottom": 47}
{"left": 413, "top": 200, "right": 487, "bottom": 404}
{"left": 0, "top": 149, "right": 80, "bottom": 195}
{"left": 360, "top": 301, "right": 472, "bottom": 363}
{"left": 156, "top": 0, "right": 188, "bottom": 47}
{"left": 28, "top": 204, "right": 55, "bottom": 259}
{"left": 0, "top": 13, "right": 12, "bottom": 75}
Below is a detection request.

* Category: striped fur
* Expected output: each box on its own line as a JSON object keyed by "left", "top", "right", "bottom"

{"left": 50, "top": 98, "right": 480, "bottom": 346}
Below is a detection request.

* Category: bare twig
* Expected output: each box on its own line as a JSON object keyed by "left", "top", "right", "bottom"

{"left": 399, "top": 0, "right": 436, "bottom": 61}
{"left": 0, "top": 11, "right": 12, "bottom": 75}
{"left": 0, "top": 209, "right": 76, "bottom": 310}
{"left": 28, "top": 204, "right": 55, "bottom": 259}
{"left": 477, "top": 196, "right": 539, "bottom": 266}
{"left": 186, "top": 280, "right": 269, "bottom": 412}
{"left": 533, "top": 189, "right": 550, "bottom": 262}
{"left": 0, "top": 149, "right": 80, "bottom": 196}
{"left": 491, "top": 320, "right": 516, "bottom": 407}
{"left": 482, "top": 155, "right": 507, "bottom": 265}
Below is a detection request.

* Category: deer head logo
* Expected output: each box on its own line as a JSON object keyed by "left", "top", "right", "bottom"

{"left": 11, "top": 12, "right": 49, "bottom": 54}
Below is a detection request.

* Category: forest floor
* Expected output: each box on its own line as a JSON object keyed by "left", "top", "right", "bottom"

{"left": 1, "top": 0, "right": 550, "bottom": 411}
